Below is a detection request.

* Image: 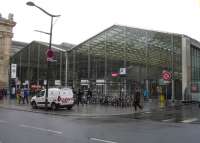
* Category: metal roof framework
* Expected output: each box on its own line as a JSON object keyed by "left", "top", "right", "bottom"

{"left": 70, "top": 25, "right": 182, "bottom": 69}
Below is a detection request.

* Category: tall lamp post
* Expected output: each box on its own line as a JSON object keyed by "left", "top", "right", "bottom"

{"left": 26, "top": 1, "right": 60, "bottom": 110}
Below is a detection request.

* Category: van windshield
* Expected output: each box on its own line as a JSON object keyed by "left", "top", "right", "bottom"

{"left": 39, "top": 90, "right": 45, "bottom": 97}
{"left": 61, "top": 90, "right": 73, "bottom": 97}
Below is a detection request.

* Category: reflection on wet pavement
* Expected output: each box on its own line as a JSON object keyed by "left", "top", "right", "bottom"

{"left": 119, "top": 104, "right": 200, "bottom": 124}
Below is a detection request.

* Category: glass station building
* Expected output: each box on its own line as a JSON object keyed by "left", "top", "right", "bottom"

{"left": 11, "top": 25, "right": 200, "bottom": 101}
{"left": 67, "top": 25, "right": 200, "bottom": 101}
{"left": 11, "top": 41, "right": 71, "bottom": 87}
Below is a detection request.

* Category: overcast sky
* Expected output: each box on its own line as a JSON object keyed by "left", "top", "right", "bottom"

{"left": 1, "top": 0, "right": 200, "bottom": 45}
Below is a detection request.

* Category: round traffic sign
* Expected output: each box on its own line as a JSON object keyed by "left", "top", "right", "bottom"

{"left": 162, "top": 71, "right": 171, "bottom": 81}
{"left": 46, "top": 49, "right": 54, "bottom": 61}
{"left": 47, "top": 49, "right": 54, "bottom": 58}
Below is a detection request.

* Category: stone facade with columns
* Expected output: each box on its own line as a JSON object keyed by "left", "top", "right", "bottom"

{"left": 0, "top": 13, "right": 16, "bottom": 87}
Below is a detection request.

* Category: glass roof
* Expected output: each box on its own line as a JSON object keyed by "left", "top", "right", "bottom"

{"left": 70, "top": 25, "right": 182, "bottom": 67}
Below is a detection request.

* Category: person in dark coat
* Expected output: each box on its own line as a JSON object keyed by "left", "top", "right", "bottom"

{"left": 134, "top": 88, "right": 143, "bottom": 111}
{"left": 0, "top": 89, "right": 2, "bottom": 100}
{"left": 1, "top": 88, "right": 4, "bottom": 97}
{"left": 4, "top": 88, "right": 7, "bottom": 98}
{"left": 77, "top": 89, "right": 83, "bottom": 105}
{"left": 23, "top": 86, "right": 29, "bottom": 104}
{"left": 2, "top": 88, "right": 7, "bottom": 98}
{"left": 87, "top": 88, "right": 92, "bottom": 104}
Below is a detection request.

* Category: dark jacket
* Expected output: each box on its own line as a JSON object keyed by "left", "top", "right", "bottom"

{"left": 77, "top": 90, "right": 83, "bottom": 99}
{"left": 134, "top": 91, "right": 141, "bottom": 103}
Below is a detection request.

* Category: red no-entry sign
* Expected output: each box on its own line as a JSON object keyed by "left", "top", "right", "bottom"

{"left": 46, "top": 49, "right": 54, "bottom": 62}
{"left": 162, "top": 70, "right": 171, "bottom": 81}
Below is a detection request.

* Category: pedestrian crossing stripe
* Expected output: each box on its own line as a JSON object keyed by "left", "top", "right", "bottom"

{"left": 181, "top": 118, "right": 198, "bottom": 123}
{"left": 144, "top": 111, "right": 151, "bottom": 114}
{"left": 162, "top": 118, "right": 175, "bottom": 122}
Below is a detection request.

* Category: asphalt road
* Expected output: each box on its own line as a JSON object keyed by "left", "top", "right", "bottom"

{"left": 1, "top": 105, "right": 200, "bottom": 143}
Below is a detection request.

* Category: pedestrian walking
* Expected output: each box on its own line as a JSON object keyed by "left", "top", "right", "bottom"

{"left": 16, "top": 88, "right": 21, "bottom": 104}
{"left": 2, "top": 88, "right": 4, "bottom": 98}
{"left": 134, "top": 88, "right": 143, "bottom": 111}
{"left": 157, "top": 86, "right": 161, "bottom": 97}
{"left": 77, "top": 89, "right": 83, "bottom": 105}
{"left": 0, "top": 88, "right": 2, "bottom": 100}
{"left": 2, "top": 88, "right": 7, "bottom": 99}
{"left": 11, "top": 87, "right": 16, "bottom": 98}
{"left": 87, "top": 88, "right": 92, "bottom": 104}
{"left": 23, "top": 86, "right": 29, "bottom": 104}
{"left": 72, "top": 87, "right": 76, "bottom": 102}
{"left": 20, "top": 88, "right": 24, "bottom": 104}
{"left": 82, "top": 91, "right": 87, "bottom": 105}
{"left": 4, "top": 88, "right": 7, "bottom": 98}
{"left": 143, "top": 88, "right": 149, "bottom": 101}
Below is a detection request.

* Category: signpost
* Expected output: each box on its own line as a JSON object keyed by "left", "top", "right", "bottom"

{"left": 161, "top": 70, "right": 172, "bottom": 102}
{"left": 111, "top": 72, "right": 119, "bottom": 77}
{"left": 44, "top": 80, "right": 47, "bottom": 85}
{"left": 11, "top": 64, "right": 17, "bottom": 79}
{"left": 46, "top": 49, "right": 54, "bottom": 62}
{"left": 119, "top": 68, "right": 126, "bottom": 75}
{"left": 55, "top": 80, "right": 61, "bottom": 86}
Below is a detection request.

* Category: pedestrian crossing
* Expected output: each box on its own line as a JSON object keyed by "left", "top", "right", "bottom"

{"left": 121, "top": 110, "right": 200, "bottom": 124}
{"left": 162, "top": 118, "right": 200, "bottom": 124}
{"left": 180, "top": 118, "right": 198, "bottom": 123}
{"left": 119, "top": 104, "right": 200, "bottom": 124}
{"left": 161, "top": 118, "right": 199, "bottom": 123}
{"left": 162, "top": 118, "right": 176, "bottom": 122}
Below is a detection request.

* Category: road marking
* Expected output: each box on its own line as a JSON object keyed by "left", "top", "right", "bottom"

{"left": 181, "top": 118, "right": 198, "bottom": 123}
{"left": 89, "top": 137, "right": 119, "bottom": 143}
{"left": 0, "top": 120, "right": 8, "bottom": 124}
{"left": 19, "top": 124, "right": 63, "bottom": 135}
{"left": 144, "top": 111, "right": 151, "bottom": 114}
{"left": 162, "top": 118, "right": 175, "bottom": 122}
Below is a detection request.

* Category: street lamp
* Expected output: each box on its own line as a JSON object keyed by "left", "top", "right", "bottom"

{"left": 26, "top": 1, "right": 60, "bottom": 110}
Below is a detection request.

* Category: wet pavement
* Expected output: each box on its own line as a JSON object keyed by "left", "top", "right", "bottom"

{"left": 1, "top": 96, "right": 200, "bottom": 143}
{"left": 118, "top": 103, "right": 200, "bottom": 124}
{"left": 1, "top": 107, "right": 200, "bottom": 143}
{"left": 0, "top": 96, "right": 185, "bottom": 117}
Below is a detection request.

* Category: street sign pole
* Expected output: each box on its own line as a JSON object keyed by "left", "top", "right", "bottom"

{"left": 26, "top": 1, "right": 60, "bottom": 111}
{"left": 171, "top": 35, "right": 175, "bottom": 102}
{"left": 162, "top": 70, "right": 172, "bottom": 104}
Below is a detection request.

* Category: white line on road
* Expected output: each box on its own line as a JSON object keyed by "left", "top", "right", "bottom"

{"left": 181, "top": 118, "right": 198, "bottom": 123}
{"left": 162, "top": 118, "right": 175, "bottom": 122}
{"left": 89, "top": 137, "right": 119, "bottom": 143}
{"left": 19, "top": 124, "right": 63, "bottom": 135}
{"left": 144, "top": 111, "right": 151, "bottom": 114}
{"left": 0, "top": 120, "right": 8, "bottom": 124}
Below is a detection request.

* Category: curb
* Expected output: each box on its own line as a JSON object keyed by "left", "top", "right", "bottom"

{"left": 0, "top": 105, "right": 137, "bottom": 117}
{"left": 0, "top": 102, "right": 197, "bottom": 118}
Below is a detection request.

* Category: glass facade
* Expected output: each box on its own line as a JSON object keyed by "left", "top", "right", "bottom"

{"left": 11, "top": 41, "right": 66, "bottom": 87}
{"left": 191, "top": 44, "right": 200, "bottom": 94}
{"left": 10, "top": 25, "right": 200, "bottom": 101}
{"left": 67, "top": 25, "right": 182, "bottom": 99}
{"left": 191, "top": 45, "right": 200, "bottom": 81}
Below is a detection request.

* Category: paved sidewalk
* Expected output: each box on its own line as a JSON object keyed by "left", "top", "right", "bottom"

{"left": 0, "top": 96, "right": 187, "bottom": 117}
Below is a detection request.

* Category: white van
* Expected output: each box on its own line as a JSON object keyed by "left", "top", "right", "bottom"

{"left": 31, "top": 88, "right": 74, "bottom": 110}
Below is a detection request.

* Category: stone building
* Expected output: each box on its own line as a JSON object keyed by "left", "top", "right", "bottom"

{"left": 0, "top": 13, "right": 16, "bottom": 87}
